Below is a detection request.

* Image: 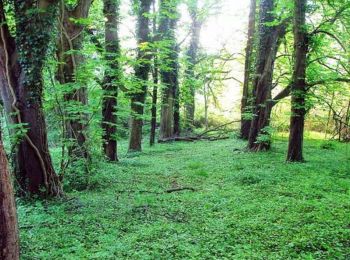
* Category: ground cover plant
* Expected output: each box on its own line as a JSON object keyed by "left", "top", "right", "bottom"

{"left": 18, "top": 137, "right": 350, "bottom": 259}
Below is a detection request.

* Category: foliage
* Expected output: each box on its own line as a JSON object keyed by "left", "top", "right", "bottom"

{"left": 18, "top": 138, "right": 350, "bottom": 259}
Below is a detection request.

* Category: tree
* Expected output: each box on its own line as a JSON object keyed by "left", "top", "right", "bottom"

{"left": 150, "top": 0, "right": 158, "bottom": 146}
{"left": 286, "top": 0, "right": 350, "bottom": 160}
{"left": 173, "top": 43, "right": 181, "bottom": 137}
{"left": 129, "top": 0, "right": 153, "bottom": 152}
{"left": 0, "top": 133, "right": 19, "bottom": 260}
{"left": 0, "top": 0, "right": 62, "bottom": 196}
{"left": 183, "top": 0, "right": 203, "bottom": 132}
{"left": 247, "top": 0, "right": 288, "bottom": 151}
{"left": 240, "top": 0, "right": 256, "bottom": 139}
{"left": 102, "top": 0, "right": 121, "bottom": 161}
{"left": 287, "top": 0, "right": 308, "bottom": 162}
{"left": 56, "top": 0, "right": 94, "bottom": 159}
{"left": 158, "top": 0, "right": 179, "bottom": 141}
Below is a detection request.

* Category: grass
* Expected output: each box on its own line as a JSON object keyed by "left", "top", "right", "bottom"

{"left": 18, "top": 137, "right": 350, "bottom": 259}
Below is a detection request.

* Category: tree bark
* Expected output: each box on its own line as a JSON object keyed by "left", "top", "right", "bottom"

{"left": 287, "top": 0, "right": 308, "bottom": 162}
{"left": 240, "top": 0, "right": 256, "bottom": 139}
{"left": 0, "top": 0, "right": 63, "bottom": 196}
{"left": 158, "top": 0, "right": 179, "bottom": 141}
{"left": 0, "top": 137, "right": 19, "bottom": 260}
{"left": 128, "top": 0, "right": 152, "bottom": 152}
{"left": 57, "top": 0, "right": 93, "bottom": 159}
{"left": 184, "top": 0, "right": 202, "bottom": 131}
{"left": 102, "top": 0, "right": 121, "bottom": 161}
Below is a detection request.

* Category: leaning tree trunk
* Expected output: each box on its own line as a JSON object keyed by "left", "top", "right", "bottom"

{"left": 158, "top": 0, "right": 179, "bottom": 141}
{"left": 102, "top": 0, "right": 121, "bottom": 161}
{"left": 247, "top": 0, "right": 275, "bottom": 151}
{"left": 0, "top": 136, "right": 19, "bottom": 260}
{"left": 57, "top": 0, "right": 93, "bottom": 159}
{"left": 0, "top": 0, "right": 63, "bottom": 197}
{"left": 287, "top": 0, "right": 308, "bottom": 162}
{"left": 240, "top": 0, "right": 256, "bottom": 139}
{"left": 184, "top": 0, "right": 202, "bottom": 131}
{"left": 128, "top": 0, "right": 152, "bottom": 152}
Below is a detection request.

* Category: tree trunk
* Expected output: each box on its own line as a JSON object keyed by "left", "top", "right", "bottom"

{"left": 204, "top": 84, "right": 209, "bottom": 130}
{"left": 248, "top": 0, "right": 287, "bottom": 151}
{"left": 57, "top": 0, "right": 93, "bottom": 159}
{"left": 240, "top": 0, "right": 256, "bottom": 139}
{"left": 184, "top": 0, "right": 202, "bottom": 131}
{"left": 324, "top": 91, "right": 335, "bottom": 139}
{"left": 128, "top": 0, "right": 152, "bottom": 152}
{"left": 287, "top": 0, "right": 308, "bottom": 162}
{"left": 102, "top": 0, "right": 121, "bottom": 161}
{"left": 0, "top": 1, "right": 63, "bottom": 197}
{"left": 0, "top": 137, "right": 19, "bottom": 260}
{"left": 150, "top": 64, "right": 158, "bottom": 146}
{"left": 150, "top": 0, "right": 158, "bottom": 146}
{"left": 158, "top": 0, "right": 179, "bottom": 141}
{"left": 173, "top": 46, "right": 180, "bottom": 137}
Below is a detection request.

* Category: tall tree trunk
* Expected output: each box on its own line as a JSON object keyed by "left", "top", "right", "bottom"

{"left": 248, "top": 0, "right": 287, "bottom": 151}
{"left": 128, "top": 0, "right": 152, "bottom": 152}
{"left": 158, "top": 0, "right": 179, "bottom": 141}
{"left": 57, "top": 0, "right": 93, "bottom": 159}
{"left": 0, "top": 0, "right": 63, "bottom": 196}
{"left": 0, "top": 136, "right": 19, "bottom": 260}
{"left": 150, "top": 0, "right": 158, "bottom": 146}
{"left": 150, "top": 62, "right": 158, "bottom": 146}
{"left": 173, "top": 46, "right": 180, "bottom": 137}
{"left": 184, "top": 0, "right": 202, "bottom": 131}
{"left": 287, "top": 0, "right": 308, "bottom": 162}
{"left": 240, "top": 0, "right": 256, "bottom": 139}
{"left": 102, "top": 0, "right": 121, "bottom": 161}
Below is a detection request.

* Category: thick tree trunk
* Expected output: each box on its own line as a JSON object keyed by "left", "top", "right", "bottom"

{"left": 287, "top": 0, "right": 308, "bottom": 162}
{"left": 240, "top": 0, "right": 256, "bottom": 139}
{"left": 128, "top": 0, "right": 152, "bottom": 152}
{"left": 102, "top": 0, "right": 121, "bottom": 161}
{"left": 248, "top": 0, "right": 287, "bottom": 151}
{"left": 247, "top": 0, "right": 275, "bottom": 151}
{"left": 158, "top": 1, "right": 179, "bottom": 141}
{"left": 16, "top": 85, "right": 62, "bottom": 195}
{"left": 57, "top": 0, "right": 93, "bottom": 159}
{"left": 184, "top": 0, "right": 202, "bottom": 131}
{"left": 0, "top": 1, "right": 63, "bottom": 196}
{"left": 0, "top": 138, "right": 19, "bottom": 260}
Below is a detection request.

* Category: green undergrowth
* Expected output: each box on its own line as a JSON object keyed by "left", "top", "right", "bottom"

{"left": 18, "top": 137, "right": 350, "bottom": 259}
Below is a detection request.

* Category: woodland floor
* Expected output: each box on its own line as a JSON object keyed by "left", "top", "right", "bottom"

{"left": 18, "top": 136, "right": 350, "bottom": 259}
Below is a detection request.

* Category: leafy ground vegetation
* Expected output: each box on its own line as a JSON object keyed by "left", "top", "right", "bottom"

{"left": 18, "top": 137, "right": 350, "bottom": 259}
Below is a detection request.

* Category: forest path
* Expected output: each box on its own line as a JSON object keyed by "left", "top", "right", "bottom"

{"left": 18, "top": 138, "right": 350, "bottom": 259}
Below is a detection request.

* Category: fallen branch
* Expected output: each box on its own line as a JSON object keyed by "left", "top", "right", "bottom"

{"left": 115, "top": 186, "right": 197, "bottom": 195}
{"left": 158, "top": 120, "right": 239, "bottom": 143}
{"left": 198, "top": 120, "right": 240, "bottom": 137}
{"left": 165, "top": 187, "right": 196, "bottom": 193}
